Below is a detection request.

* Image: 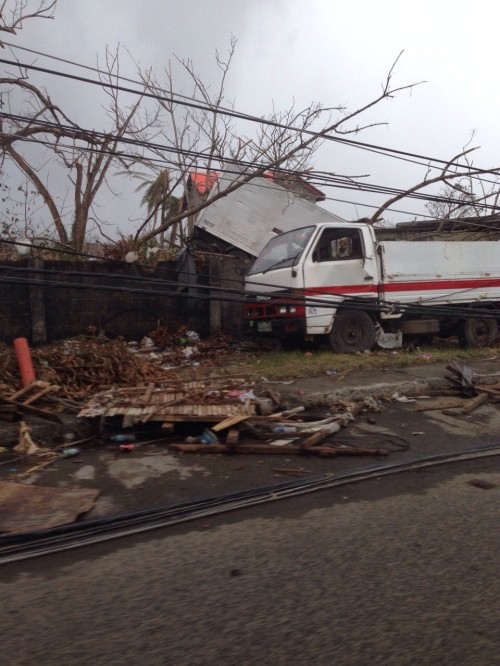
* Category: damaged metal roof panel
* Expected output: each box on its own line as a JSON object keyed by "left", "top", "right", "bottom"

{"left": 195, "top": 171, "right": 345, "bottom": 256}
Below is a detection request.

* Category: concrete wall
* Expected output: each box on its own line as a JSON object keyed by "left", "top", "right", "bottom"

{"left": 0, "top": 259, "right": 210, "bottom": 345}
{"left": 0, "top": 254, "right": 251, "bottom": 346}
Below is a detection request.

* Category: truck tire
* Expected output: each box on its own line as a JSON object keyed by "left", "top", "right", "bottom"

{"left": 329, "top": 310, "right": 376, "bottom": 354}
{"left": 458, "top": 317, "right": 498, "bottom": 348}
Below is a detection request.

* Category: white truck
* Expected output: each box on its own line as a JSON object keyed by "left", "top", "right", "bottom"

{"left": 243, "top": 221, "right": 500, "bottom": 352}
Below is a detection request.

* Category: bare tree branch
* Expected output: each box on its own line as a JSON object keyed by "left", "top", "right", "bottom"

{"left": 0, "top": 0, "right": 56, "bottom": 37}
{"left": 370, "top": 148, "right": 486, "bottom": 224}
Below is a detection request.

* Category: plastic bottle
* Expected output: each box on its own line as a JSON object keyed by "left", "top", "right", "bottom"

{"left": 61, "top": 447, "right": 81, "bottom": 458}
{"left": 110, "top": 434, "right": 137, "bottom": 443}
{"left": 271, "top": 425, "right": 298, "bottom": 433}
{"left": 200, "top": 429, "right": 219, "bottom": 444}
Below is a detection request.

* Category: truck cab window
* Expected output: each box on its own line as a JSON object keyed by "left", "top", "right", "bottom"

{"left": 313, "top": 229, "right": 363, "bottom": 262}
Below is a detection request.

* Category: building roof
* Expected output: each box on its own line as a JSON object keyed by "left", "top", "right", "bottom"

{"left": 194, "top": 169, "right": 343, "bottom": 256}
{"left": 263, "top": 170, "right": 326, "bottom": 202}
{"left": 189, "top": 171, "right": 220, "bottom": 195}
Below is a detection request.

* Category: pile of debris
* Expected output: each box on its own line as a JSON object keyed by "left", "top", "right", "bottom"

{"left": 78, "top": 377, "right": 388, "bottom": 458}
{"left": 410, "top": 361, "right": 500, "bottom": 415}
{"left": 0, "top": 333, "right": 253, "bottom": 402}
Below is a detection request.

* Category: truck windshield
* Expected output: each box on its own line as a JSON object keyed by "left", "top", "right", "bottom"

{"left": 248, "top": 226, "right": 315, "bottom": 275}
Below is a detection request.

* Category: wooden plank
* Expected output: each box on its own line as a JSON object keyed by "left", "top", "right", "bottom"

{"left": 141, "top": 383, "right": 155, "bottom": 405}
{"left": 9, "top": 380, "right": 47, "bottom": 401}
{"left": 0, "top": 397, "right": 62, "bottom": 423}
{"left": 23, "top": 384, "right": 59, "bottom": 405}
{"left": 225, "top": 429, "right": 240, "bottom": 446}
{"left": 475, "top": 384, "right": 500, "bottom": 398}
{"left": 168, "top": 443, "right": 229, "bottom": 454}
{"left": 212, "top": 414, "right": 249, "bottom": 432}
{"left": 315, "top": 445, "right": 389, "bottom": 456}
{"left": 171, "top": 442, "right": 302, "bottom": 455}
{"left": 461, "top": 392, "right": 489, "bottom": 414}
{"left": 300, "top": 428, "right": 332, "bottom": 450}
{"left": 267, "top": 406, "right": 305, "bottom": 419}
{"left": 233, "top": 443, "right": 302, "bottom": 455}
{"left": 152, "top": 414, "right": 246, "bottom": 423}
{"left": 414, "top": 397, "right": 468, "bottom": 412}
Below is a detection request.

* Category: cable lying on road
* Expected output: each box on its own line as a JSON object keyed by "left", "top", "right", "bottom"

{"left": 0, "top": 444, "right": 498, "bottom": 565}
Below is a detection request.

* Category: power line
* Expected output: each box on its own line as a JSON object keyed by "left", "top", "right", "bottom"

{"left": 4, "top": 112, "right": 499, "bottom": 215}
{"left": 0, "top": 260, "right": 499, "bottom": 323}
{"left": 2, "top": 54, "right": 500, "bottom": 184}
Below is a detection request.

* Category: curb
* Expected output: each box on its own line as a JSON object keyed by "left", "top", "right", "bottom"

{"left": 280, "top": 371, "right": 500, "bottom": 408}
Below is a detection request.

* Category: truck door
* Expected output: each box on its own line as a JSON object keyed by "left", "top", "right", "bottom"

{"left": 302, "top": 227, "right": 377, "bottom": 334}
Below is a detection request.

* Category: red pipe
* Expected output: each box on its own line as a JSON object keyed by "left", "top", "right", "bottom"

{"left": 14, "top": 337, "right": 36, "bottom": 386}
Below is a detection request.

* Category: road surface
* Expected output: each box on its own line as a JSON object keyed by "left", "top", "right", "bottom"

{"left": 0, "top": 456, "right": 498, "bottom": 665}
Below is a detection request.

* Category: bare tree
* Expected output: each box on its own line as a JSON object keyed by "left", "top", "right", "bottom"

{"left": 0, "top": 0, "right": 56, "bottom": 36}
{"left": 425, "top": 181, "right": 479, "bottom": 220}
{"left": 133, "top": 49, "right": 424, "bottom": 244}
{"left": 425, "top": 152, "right": 500, "bottom": 223}
{"left": 0, "top": 47, "right": 160, "bottom": 250}
{"left": 3, "top": 36, "right": 451, "bottom": 251}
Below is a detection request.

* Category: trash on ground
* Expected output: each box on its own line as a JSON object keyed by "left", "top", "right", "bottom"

{"left": 0, "top": 480, "right": 99, "bottom": 533}
{"left": 77, "top": 376, "right": 393, "bottom": 459}
{"left": 415, "top": 362, "right": 500, "bottom": 417}
{"left": 14, "top": 421, "right": 39, "bottom": 455}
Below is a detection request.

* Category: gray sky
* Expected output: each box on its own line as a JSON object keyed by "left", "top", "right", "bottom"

{"left": 3, "top": 0, "right": 500, "bottom": 238}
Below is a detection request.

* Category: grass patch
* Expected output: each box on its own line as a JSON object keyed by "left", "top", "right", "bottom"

{"left": 231, "top": 341, "right": 499, "bottom": 381}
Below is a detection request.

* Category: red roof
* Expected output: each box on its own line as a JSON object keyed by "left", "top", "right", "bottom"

{"left": 189, "top": 171, "right": 219, "bottom": 194}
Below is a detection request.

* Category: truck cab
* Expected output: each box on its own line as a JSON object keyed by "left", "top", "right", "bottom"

{"left": 244, "top": 222, "right": 381, "bottom": 348}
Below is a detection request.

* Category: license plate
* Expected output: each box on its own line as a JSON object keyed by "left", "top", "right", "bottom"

{"left": 257, "top": 321, "right": 272, "bottom": 332}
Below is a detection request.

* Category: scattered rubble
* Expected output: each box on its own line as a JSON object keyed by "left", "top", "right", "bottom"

{"left": 424, "top": 361, "right": 500, "bottom": 416}
{"left": 76, "top": 377, "right": 390, "bottom": 459}
{"left": 0, "top": 332, "right": 254, "bottom": 402}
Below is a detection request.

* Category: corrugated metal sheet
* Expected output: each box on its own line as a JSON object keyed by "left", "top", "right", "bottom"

{"left": 195, "top": 171, "right": 344, "bottom": 256}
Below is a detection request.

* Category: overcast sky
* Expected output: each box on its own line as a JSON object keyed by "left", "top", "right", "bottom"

{"left": 3, "top": 0, "right": 500, "bottom": 238}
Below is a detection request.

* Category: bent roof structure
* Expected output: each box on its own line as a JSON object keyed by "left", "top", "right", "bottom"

{"left": 194, "top": 170, "right": 344, "bottom": 256}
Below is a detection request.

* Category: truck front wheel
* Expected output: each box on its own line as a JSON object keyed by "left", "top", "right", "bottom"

{"left": 329, "top": 310, "right": 376, "bottom": 354}
{"left": 458, "top": 317, "right": 498, "bottom": 348}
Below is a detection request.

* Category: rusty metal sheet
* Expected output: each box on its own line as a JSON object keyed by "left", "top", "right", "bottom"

{"left": 0, "top": 481, "right": 99, "bottom": 533}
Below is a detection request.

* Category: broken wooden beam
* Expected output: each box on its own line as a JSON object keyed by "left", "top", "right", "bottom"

{"left": 300, "top": 428, "right": 332, "bottom": 450}
{"left": 315, "top": 445, "right": 389, "bottom": 457}
{"left": 461, "top": 392, "right": 489, "bottom": 414}
{"left": 212, "top": 414, "right": 249, "bottom": 432}
{"left": 474, "top": 384, "right": 500, "bottom": 398}
{"left": 414, "top": 397, "right": 469, "bottom": 412}
{"left": 233, "top": 443, "right": 302, "bottom": 455}
{"left": 0, "top": 397, "right": 62, "bottom": 423}
{"left": 168, "top": 443, "right": 229, "bottom": 454}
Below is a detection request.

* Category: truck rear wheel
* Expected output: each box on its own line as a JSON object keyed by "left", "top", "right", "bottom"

{"left": 329, "top": 310, "right": 376, "bottom": 354}
{"left": 458, "top": 317, "right": 498, "bottom": 348}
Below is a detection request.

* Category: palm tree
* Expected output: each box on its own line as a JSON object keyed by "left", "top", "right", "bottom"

{"left": 136, "top": 169, "right": 180, "bottom": 247}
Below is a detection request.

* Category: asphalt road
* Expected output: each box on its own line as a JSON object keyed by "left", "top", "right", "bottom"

{"left": 0, "top": 456, "right": 498, "bottom": 666}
